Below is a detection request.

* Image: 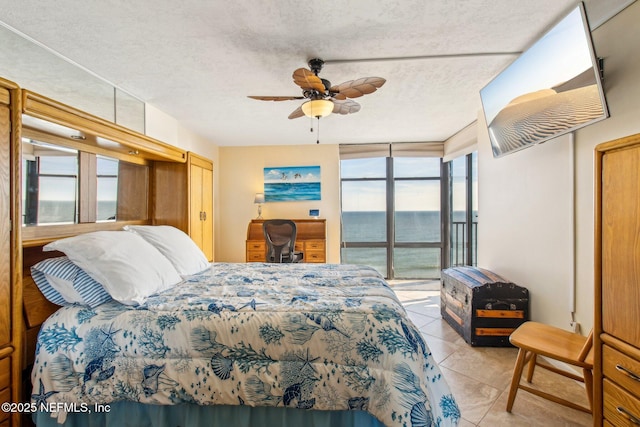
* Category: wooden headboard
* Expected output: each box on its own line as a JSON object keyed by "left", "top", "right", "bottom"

{"left": 22, "top": 246, "right": 61, "bottom": 367}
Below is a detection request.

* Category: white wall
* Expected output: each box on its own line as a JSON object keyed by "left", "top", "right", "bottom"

{"left": 478, "top": 117, "right": 575, "bottom": 327}
{"left": 477, "top": 1, "right": 640, "bottom": 331}
{"left": 145, "top": 103, "right": 217, "bottom": 161}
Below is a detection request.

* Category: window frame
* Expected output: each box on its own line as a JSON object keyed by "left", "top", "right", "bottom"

{"left": 340, "top": 155, "right": 446, "bottom": 279}
{"left": 20, "top": 126, "right": 152, "bottom": 242}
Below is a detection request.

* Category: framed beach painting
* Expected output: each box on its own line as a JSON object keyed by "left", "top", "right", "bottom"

{"left": 264, "top": 166, "right": 321, "bottom": 202}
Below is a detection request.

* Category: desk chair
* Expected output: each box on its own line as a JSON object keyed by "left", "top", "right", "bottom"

{"left": 506, "top": 321, "right": 593, "bottom": 413}
{"left": 263, "top": 219, "right": 304, "bottom": 263}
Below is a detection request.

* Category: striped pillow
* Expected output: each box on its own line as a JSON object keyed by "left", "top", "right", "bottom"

{"left": 31, "top": 257, "right": 112, "bottom": 308}
{"left": 30, "top": 265, "right": 67, "bottom": 306}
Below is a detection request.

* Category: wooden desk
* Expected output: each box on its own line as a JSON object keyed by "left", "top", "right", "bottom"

{"left": 246, "top": 219, "right": 326, "bottom": 263}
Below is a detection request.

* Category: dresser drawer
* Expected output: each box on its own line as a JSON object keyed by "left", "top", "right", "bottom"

{"left": 604, "top": 345, "right": 640, "bottom": 399}
{"left": 246, "top": 241, "right": 265, "bottom": 251}
{"left": 246, "top": 251, "right": 265, "bottom": 262}
{"left": 305, "top": 240, "right": 325, "bottom": 251}
{"left": 304, "top": 251, "right": 325, "bottom": 263}
{"left": 604, "top": 379, "right": 640, "bottom": 426}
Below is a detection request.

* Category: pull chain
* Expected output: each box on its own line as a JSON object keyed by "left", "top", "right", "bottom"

{"left": 309, "top": 116, "right": 321, "bottom": 143}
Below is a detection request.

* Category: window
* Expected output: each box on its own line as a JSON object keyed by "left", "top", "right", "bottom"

{"left": 340, "top": 144, "right": 444, "bottom": 279}
{"left": 21, "top": 136, "right": 148, "bottom": 227}
{"left": 449, "top": 152, "right": 478, "bottom": 266}
{"left": 341, "top": 158, "right": 388, "bottom": 274}
{"left": 96, "top": 156, "right": 119, "bottom": 221}
{"left": 23, "top": 141, "right": 79, "bottom": 225}
{"left": 393, "top": 157, "right": 442, "bottom": 278}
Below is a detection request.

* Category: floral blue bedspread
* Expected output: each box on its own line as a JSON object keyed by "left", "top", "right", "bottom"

{"left": 32, "top": 262, "right": 460, "bottom": 426}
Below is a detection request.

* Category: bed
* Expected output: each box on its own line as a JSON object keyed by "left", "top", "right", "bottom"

{"left": 27, "top": 228, "right": 460, "bottom": 427}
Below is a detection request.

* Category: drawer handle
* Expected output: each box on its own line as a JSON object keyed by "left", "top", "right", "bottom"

{"left": 617, "top": 407, "right": 640, "bottom": 425}
{"left": 616, "top": 364, "right": 640, "bottom": 382}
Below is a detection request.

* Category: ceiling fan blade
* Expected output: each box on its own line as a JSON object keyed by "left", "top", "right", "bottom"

{"left": 330, "top": 77, "right": 386, "bottom": 99}
{"left": 248, "top": 95, "right": 304, "bottom": 101}
{"left": 288, "top": 106, "right": 305, "bottom": 119}
{"left": 332, "top": 99, "right": 361, "bottom": 115}
{"left": 292, "top": 68, "right": 326, "bottom": 92}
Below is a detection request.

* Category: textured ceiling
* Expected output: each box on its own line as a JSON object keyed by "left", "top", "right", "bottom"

{"left": 0, "top": 0, "right": 633, "bottom": 146}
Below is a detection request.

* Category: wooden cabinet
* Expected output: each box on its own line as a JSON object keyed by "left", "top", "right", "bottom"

{"left": 246, "top": 219, "right": 326, "bottom": 263}
{"left": 595, "top": 133, "right": 640, "bottom": 426}
{"left": 188, "top": 154, "right": 213, "bottom": 260}
{"left": 154, "top": 152, "right": 214, "bottom": 261}
{"left": 0, "top": 78, "right": 22, "bottom": 426}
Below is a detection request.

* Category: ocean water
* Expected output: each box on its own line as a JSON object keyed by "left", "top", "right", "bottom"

{"left": 342, "top": 211, "right": 441, "bottom": 242}
{"left": 341, "top": 211, "right": 474, "bottom": 279}
{"left": 25, "top": 200, "right": 117, "bottom": 225}
{"left": 30, "top": 202, "right": 470, "bottom": 279}
{"left": 341, "top": 211, "right": 442, "bottom": 279}
{"left": 264, "top": 182, "right": 321, "bottom": 202}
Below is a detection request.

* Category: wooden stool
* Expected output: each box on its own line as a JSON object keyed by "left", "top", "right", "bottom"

{"left": 506, "top": 321, "right": 593, "bottom": 413}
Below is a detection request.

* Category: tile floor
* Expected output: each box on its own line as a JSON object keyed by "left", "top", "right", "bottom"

{"left": 389, "top": 280, "right": 593, "bottom": 427}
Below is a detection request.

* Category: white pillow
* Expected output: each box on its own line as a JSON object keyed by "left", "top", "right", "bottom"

{"left": 45, "top": 273, "right": 84, "bottom": 304}
{"left": 123, "top": 225, "right": 209, "bottom": 275}
{"left": 44, "top": 231, "right": 182, "bottom": 306}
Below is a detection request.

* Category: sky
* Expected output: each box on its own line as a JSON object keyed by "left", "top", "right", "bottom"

{"left": 340, "top": 156, "right": 476, "bottom": 212}
{"left": 27, "top": 149, "right": 119, "bottom": 202}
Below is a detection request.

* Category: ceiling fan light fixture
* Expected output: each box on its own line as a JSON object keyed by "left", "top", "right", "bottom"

{"left": 301, "top": 99, "right": 333, "bottom": 118}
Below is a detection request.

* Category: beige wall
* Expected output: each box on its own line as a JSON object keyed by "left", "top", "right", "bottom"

{"left": 478, "top": 1, "right": 640, "bottom": 331}
{"left": 216, "top": 144, "right": 341, "bottom": 263}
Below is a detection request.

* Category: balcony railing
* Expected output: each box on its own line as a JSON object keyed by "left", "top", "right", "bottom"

{"left": 451, "top": 221, "right": 478, "bottom": 267}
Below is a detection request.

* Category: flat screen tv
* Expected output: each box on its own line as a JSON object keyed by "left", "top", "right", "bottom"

{"left": 480, "top": 2, "right": 608, "bottom": 158}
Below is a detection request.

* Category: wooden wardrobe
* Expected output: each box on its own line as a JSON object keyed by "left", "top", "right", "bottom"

{"left": 0, "top": 78, "right": 22, "bottom": 427}
{"left": 153, "top": 152, "right": 214, "bottom": 261}
{"left": 594, "top": 133, "right": 640, "bottom": 425}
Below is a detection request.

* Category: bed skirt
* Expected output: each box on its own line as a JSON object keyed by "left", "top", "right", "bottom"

{"left": 33, "top": 402, "right": 386, "bottom": 427}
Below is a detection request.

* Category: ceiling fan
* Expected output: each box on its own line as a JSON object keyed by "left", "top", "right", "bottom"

{"left": 248, "top": 58, "right": 386, "bottom": 120}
